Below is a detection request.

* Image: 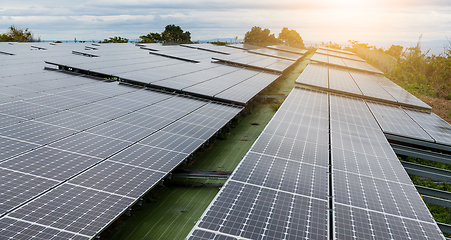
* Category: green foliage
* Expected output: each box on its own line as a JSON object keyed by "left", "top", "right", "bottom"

{"left": 139, "top": 32, "right": 163, "bottom": 43}
{"left": 385, "top": 36, "right": 451, "bottom": 100}
{"left": 0, "top": 25, "right": 38, "bottom": 42}
{"left": 244, "top": 26, "right": 282, "bottom": 47}
{"left": 102, "top": 36, "right": 129, "bottom": 43}
{"left": 278, "top": 27, "right": 305, "bottom": 48}
{"left": 140, "top": 24, "right": 191, "bottom": 44}
{"left": 386, "top": 44, "right": 404, "bottom": 59}
{"left": 210, "top": 40, "right": 228, "bottom": 46}
{"left": 322, "top": 41, "right": 343, "bottom": 50}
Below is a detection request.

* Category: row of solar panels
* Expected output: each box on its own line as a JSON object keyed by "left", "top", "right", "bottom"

{"left": 187, "top": 87, "right": 445, "bottom": 240}
{"left": 32, "top": 42, "right": 306, "bottom": 105}
{"left": 296, "top": 63, "right": 431, "bottom": 110}
{"left": 315, "top": 48, "right": 365, "bottom": 62}
{"left": 317, "top": 46, "right": 357, "bottom": 55}
{"left": 0, "top": 71, "right": 242, "bottom": 239}
{"left": 310, "top": 53, "right": 383, "bottom": 74}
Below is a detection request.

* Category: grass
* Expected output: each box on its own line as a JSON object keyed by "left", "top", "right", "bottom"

{"left": 103, "top": 52, "right": 312, "bottom": 240}
{"left": 107, "top": 182, "right": 220, "bottom": 240}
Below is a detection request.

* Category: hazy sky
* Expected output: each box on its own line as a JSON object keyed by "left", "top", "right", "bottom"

{"left": 1, "top": 0, "right": 451, "bottom": 47}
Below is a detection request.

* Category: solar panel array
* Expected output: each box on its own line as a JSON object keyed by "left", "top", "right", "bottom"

{"left": 310, "top": 53, "right": 383, "bottom": 74}
{"left": 43, "top": 43, "right": 288, "bottom": 105}
{"left": 188, "top": 87, "right": 444, "bottom": 239}
{"left": 0, "top": 42, "right": 246, "bottom": 239}
{"left": 296, "top": 63, "right": 431, "bottom": 110}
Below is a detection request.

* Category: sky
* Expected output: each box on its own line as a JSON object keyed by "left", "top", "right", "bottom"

{"left": 1, "top": 0, "right": 451, "bottom": 53}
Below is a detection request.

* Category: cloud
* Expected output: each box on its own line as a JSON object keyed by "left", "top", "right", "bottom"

{"left": 0, "top": 0, "right": 450, "bottom": 46}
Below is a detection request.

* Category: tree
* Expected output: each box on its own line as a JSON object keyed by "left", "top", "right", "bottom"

{"left": 102, "top": 36, "right": 129, "bottom": 43}
{"left": 0, "top": 25, "right": 38, "bottom": 42}
{"left": 139, "top": 24, "right": 191, "bottom": 44}
{"left": 244, "top": 26, "right": 281, "bottom": 47}
{"left": 386, "top": 45, "right": 404, "bottom": 60}
{"left": 278, "top": 27, "right": 305, "bottom": 48}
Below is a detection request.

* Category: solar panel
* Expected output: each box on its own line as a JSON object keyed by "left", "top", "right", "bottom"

{"left": 318, "top": 46, "right": 357, "bottom": 55}
{"left": 404, "top": 109, "right": 451, "bottom": 147}
{"left": 347, "top": 71, "right": 396, "bottom": 101}
{"left": 0, "top": 169, "right": 59, "bottom": 215}
{"left": 329, "top": 67, "right": 362, "bottom": 95}
{"left": 310, "top": 53, "right": 328, "bottom": 63}
{"left": 0, "top": 121, "right": 78, "bottom": 145}
{"left": 214, "top": 72, "right": 279, "bottom": 104}
{"left": 370, "top": 74, "right": 431, "bottom": 109}
{"left": 188, "top": 229, "right": 237, "bottom": 240}
{"left": 108, "top": 144, "right": 188, "bottom": 172}
{"left": 192, "top": 181, "right": 329, "bottom": 240}
{"left": 266, "top": 45, "right": 308, "bottom": 55}
{"left": 0, "top": 136, "right": 39, "bottom": 161}
{"left": 328, "top": 56, "right": 347, "bottom": 67}
{"left": 0, "top": 147, "right": 101, "bottom": 181}
{"left": 248, "top": 48, "right": 303, "bottom": 61}
{"left": 68, "top": 160, "right": 166, "bottom": 198}
{"left": 295, "top": 63, "right": 328, "bottom": 89}
{"left": 311, "top": 52, "right": 383, "bottom": 74}
{"left": 0, "top": 217, "right": 90, "bottom": 240}
{"left": 367, "top": 102, "right": 434, "bottom": 142}
{"left": 0, "top": 100, "right": 59, "bottom": 120}
{"left": 7, "top": 183, "right": 135, "bottom": 238}
{"left": 231, "top": 152, "right": 328, "bottom": 199}
{"left": 48, "top": 132, "right": 132, "bottom": 159}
